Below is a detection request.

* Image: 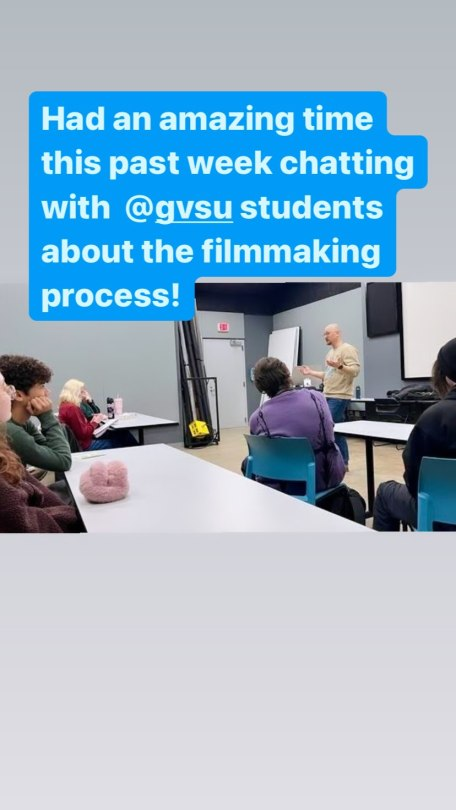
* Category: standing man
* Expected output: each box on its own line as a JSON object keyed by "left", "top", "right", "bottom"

{"left": 298, "top": 323, "right": 360, "bottom": 470}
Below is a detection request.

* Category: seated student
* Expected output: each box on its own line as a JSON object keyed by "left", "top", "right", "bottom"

{"left": 0, "top": 372, "right": 81, "bottom": 533}
{"left": 58, "top": 379, "right": 137, "bottom": 451}
{"left": 0, "top": 354, "right": 72, "bottom": 474}
{"left": 247, "top": 357, "right": 345, "bottom": 495}
{"left": 373, "top": 337, "right": 456, "bottom": 531}
{"left": 80, "top": 388, "right": 101, "bottom": 421}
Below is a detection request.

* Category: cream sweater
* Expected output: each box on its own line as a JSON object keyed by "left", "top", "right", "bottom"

{"left": 323, "top": 342, "right": 360, "bottom": 399}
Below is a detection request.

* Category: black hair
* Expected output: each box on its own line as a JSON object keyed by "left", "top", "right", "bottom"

{"left": 0, "top": 355, "right": 52, "bottom": 393}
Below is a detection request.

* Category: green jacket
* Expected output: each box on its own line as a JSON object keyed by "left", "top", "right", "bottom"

{"left": 80, "top": 399, "right": 101, "bottom": 420}
{"left": 6, "top": 411, "right": 72, "bottom": 472}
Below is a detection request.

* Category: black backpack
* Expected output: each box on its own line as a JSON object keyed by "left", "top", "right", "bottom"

{"left": 316, "top": 485, "right": 366, "bottom": 525}
{"left": 387, "top": 383, "right": 439, "bottom": 402}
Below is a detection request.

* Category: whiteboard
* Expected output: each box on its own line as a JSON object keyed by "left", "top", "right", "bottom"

{"left": 401, "top": 283, "right": 456, "bottom": 378}
{"left": 267, "top": 327, "right": 300, "bottom": 370}
{"left": 260, "top": 326, "right": 300, "bottom": 404}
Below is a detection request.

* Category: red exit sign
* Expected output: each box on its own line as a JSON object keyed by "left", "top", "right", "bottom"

{"left": 217, "top": 322, "right": 230, "bottom": 333}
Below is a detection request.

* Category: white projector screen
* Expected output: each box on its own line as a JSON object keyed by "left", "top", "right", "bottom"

{"left": 401, "top": 283, "right": 456, "bottom": 379}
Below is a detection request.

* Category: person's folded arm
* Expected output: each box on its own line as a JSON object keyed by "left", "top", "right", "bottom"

{"left": 7, "top": 418, "right": 71, "bottom": 473}
{"left": 59, "top": 404, "right": 98, "bottom": 446}
{"left": 339, "top": 361, "right": 360, "bottom": 379}
{"left": 402, "top": 423, "right": 428, "bottom": 498}
{"left": 28, "top": 412, "right": 72, "bottom": 471}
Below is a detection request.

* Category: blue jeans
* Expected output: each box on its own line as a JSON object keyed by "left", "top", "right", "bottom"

{"left": 326, "top": 397, "right": 349, "bottom": 464}
{"left": 89, "top": 430, "right": 138, "bottom": 451}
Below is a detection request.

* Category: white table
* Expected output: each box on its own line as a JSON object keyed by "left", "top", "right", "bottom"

{"left": 334, "top": 420, "right": 413, "bottom": 515}
{"left": 65, "top": 444, "right": 371, "bottom": 534}
{"left": 107, "top": 412, "right": 178, "bottom": 445}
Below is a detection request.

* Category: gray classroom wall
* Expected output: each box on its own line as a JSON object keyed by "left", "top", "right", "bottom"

{"left": 273, "top": 287, "right": 366, "bottom": 394}
{"left": 197, "top": 310, "right": 272, "bottom": 415}
{"left": 363, "top": 332, "right": 405, "bottom": 397}
{"left": 197, "top": 285, "right": 422, "bottom": 413}
{"left": 0, "top": 283, "right": 182, "bottom": 443}
{"left": 244, "top": 314, "right": 273, "bottom": 414}
{"left": 196, "top": 311, "right": 245, "bottom": 340}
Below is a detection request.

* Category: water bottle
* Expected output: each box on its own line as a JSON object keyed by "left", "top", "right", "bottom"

{"left": 106, "top": 397, "right": 115, "bottom": 419}
{"left": 114, "top": 395, "right": 123, "bottom": 416}
{"left": 355, "top": 385, "right": 361, "bottom": 399}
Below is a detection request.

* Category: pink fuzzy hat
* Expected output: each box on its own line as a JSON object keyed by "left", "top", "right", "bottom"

{"left": 79, "top": 460, "right": 129, "bottom": 503}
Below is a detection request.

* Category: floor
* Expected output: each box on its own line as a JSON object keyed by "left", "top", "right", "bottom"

{"left": 173, "top": 426, "right": 406, "bottom": 528}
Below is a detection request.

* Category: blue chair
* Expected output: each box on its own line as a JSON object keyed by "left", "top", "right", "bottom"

{"left": 244, "top": 434, "right": 345, "bottom": 505}
{"left": 417, "top": 457, "right": 456, "bottom": 531}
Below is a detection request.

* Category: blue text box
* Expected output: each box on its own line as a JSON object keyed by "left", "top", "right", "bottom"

{"left": 29, "top": 91, "right": 428, "bottom": 320}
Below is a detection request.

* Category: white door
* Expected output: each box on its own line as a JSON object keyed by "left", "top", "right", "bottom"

{"left": 203, "top": 338, "right": 248, "bottom": 429}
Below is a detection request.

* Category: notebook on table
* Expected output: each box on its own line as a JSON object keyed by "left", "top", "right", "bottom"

{"left": 93, "top": 417, "right": 120, "bottom": 438}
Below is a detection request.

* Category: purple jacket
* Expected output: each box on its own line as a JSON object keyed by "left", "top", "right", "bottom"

{"left": 249, "top": 388, "right": 345, "bottom": 492}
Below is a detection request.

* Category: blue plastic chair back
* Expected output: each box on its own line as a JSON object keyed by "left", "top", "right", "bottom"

{"left": 244, "top": 434, "right": 318, "bottom": 503}
{"left": 417, "top": 456, "right": 456, "bottom": 531}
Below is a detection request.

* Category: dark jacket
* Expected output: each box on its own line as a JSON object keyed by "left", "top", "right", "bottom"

{"left": 403, "top": 388, "right": 456, "bottom": 498}
{"left": 80, "top": 399, "right": 101, "bottom": 421}
{"left": 0, "top": 471, "right": 81, "bottom": 533}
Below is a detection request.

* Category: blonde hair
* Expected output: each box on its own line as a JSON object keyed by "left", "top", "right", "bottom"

{"left": 59, "top": 378, "right": 85, "bottom": 406}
